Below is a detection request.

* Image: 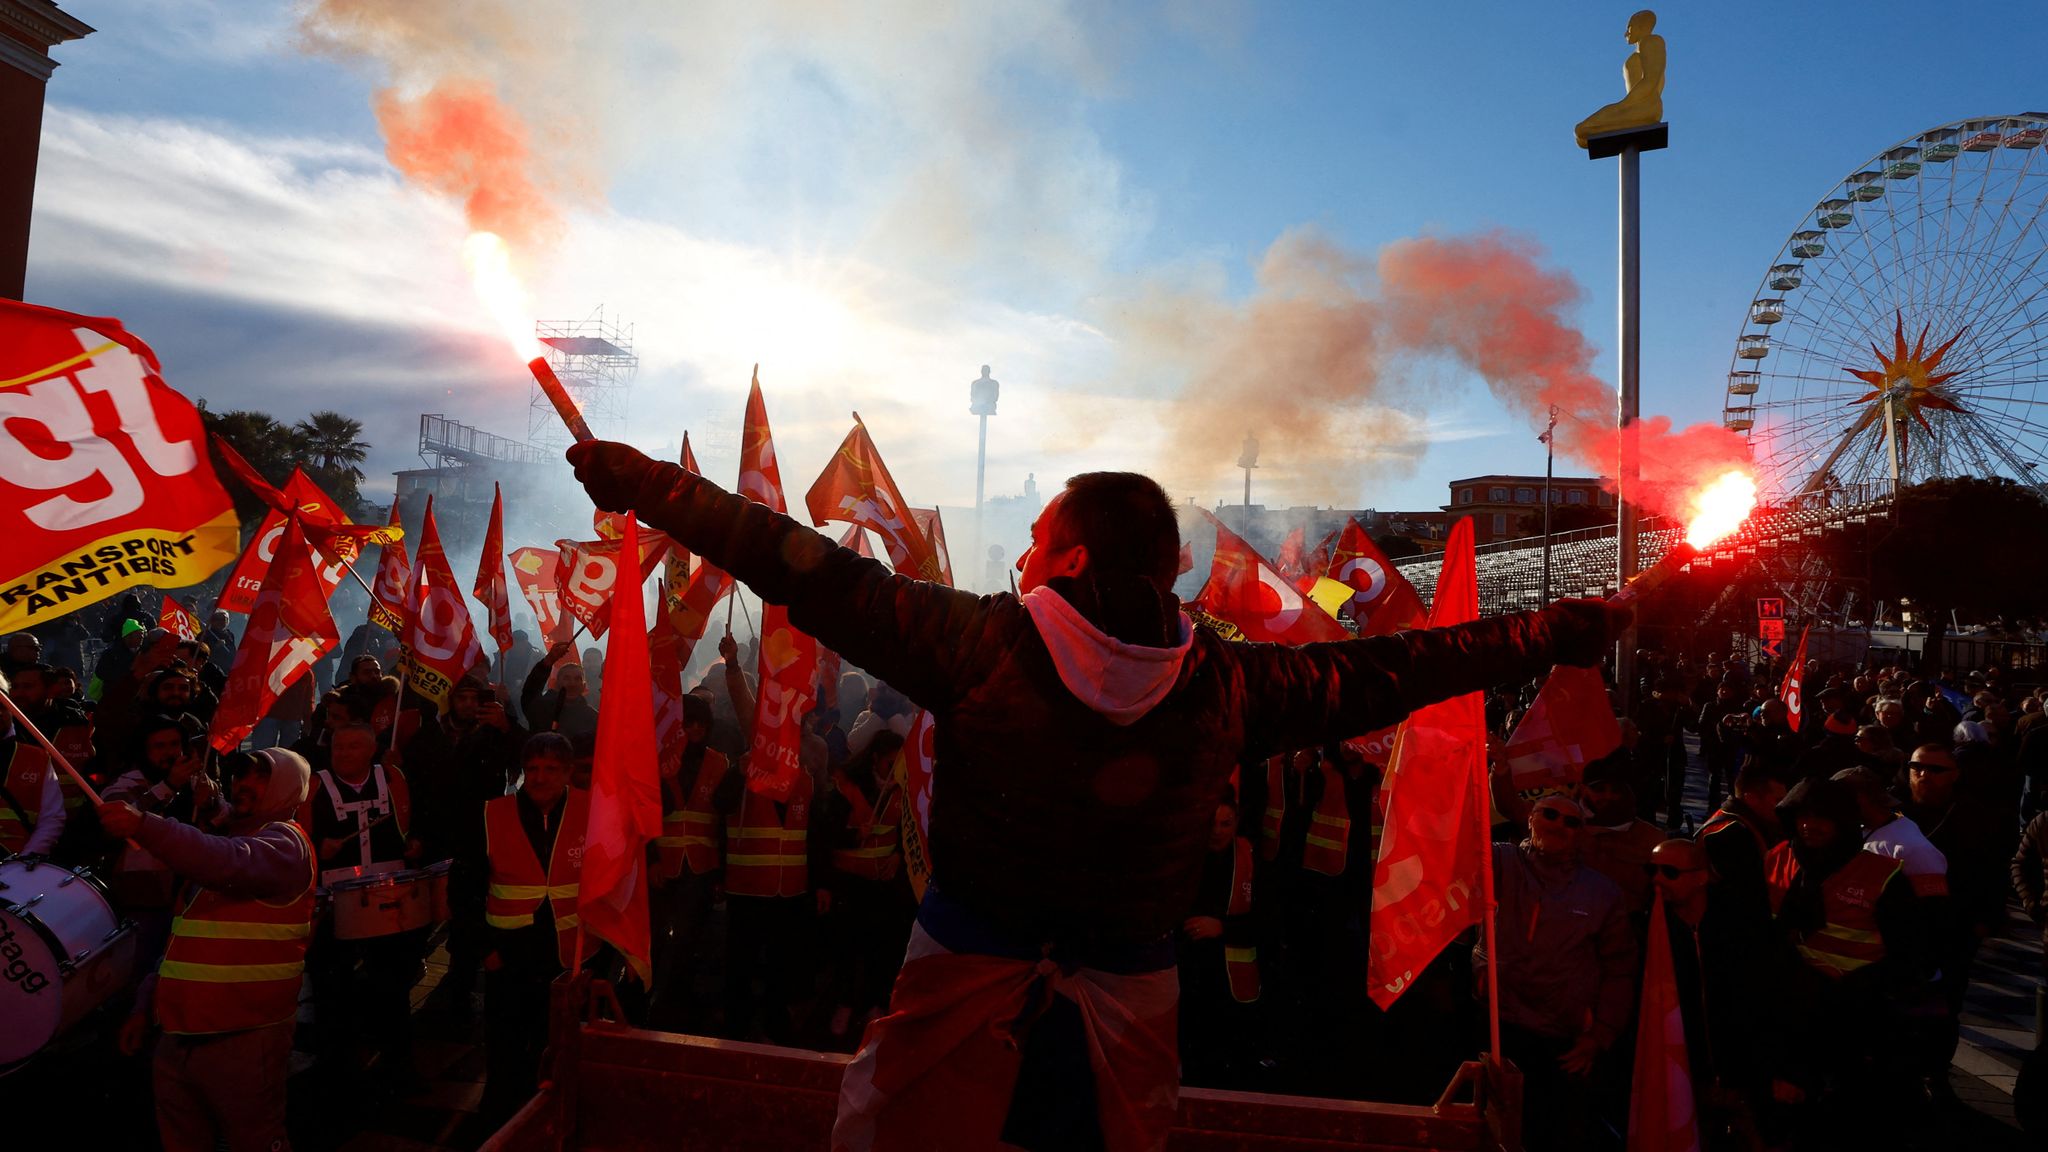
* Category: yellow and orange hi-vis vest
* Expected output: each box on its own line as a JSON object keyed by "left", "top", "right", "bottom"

{"left": 1792, "top": 849, "right": 1900, "bottom": 979}
{"left": 655, "top": 750, "right": 728, "bottom": 880}
{"left": 1258, "top": 757, "right": 1286, "bottom": 862}
{"left": 1224, "top": 836, "right": 1260, "bottom": 1003}
{"left": 154, "top": 821, "right": 318, "bottom": 1035}
{"left": 1301, "top": 764, "right": 1352, "bottom": 877}
{"left": 829, "top": 776, "right": 903, "bottom": 881}
{"left": 484, "top": 788, "right": 588, "bottom": 967}
{"left": 0, "top": 742, "right": 52, "bottom": 854}
{"left": 725, "top": 772, "right": 812, "bottom": 898}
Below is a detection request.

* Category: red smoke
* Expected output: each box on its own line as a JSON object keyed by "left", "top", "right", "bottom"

{"left": 373, "top": 79, "right": 559, "bottom": 254}
{"left": 1139, "top": 229, "right": 1749, "bottom": 518}
{"left": 1379, "top": 233, "right": 1751, "bottom": 518}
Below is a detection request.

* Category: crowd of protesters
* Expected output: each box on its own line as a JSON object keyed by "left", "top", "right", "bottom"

{"left": 5, "top": 581, "right": 2048, "bottom": 1150}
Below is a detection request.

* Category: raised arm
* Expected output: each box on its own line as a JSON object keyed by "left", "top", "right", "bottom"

{"left": 1230, "top": 600, "right": 1621, "bottom": 762}
{"left": 570, "top": 442, "right": 992, "bottom": 711}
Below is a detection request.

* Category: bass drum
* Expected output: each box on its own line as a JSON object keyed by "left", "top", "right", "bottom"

{"left": 0, "top": 857, "right": 138, "bottom": 1071}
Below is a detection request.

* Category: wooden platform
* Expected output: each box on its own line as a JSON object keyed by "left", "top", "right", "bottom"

{"left": 482, "top": 983, "right": 1519, "bottom": 1151}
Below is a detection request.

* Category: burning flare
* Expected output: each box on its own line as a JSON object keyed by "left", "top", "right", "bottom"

{"left": 1682, "top": 470, "right": 1757, "bottom": 549}
{"left": 462, "top": 230, "right": 539, "bottom": 361}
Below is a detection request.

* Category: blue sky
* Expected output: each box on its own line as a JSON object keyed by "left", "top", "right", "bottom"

{"left": 27, "top": 1, "right": 2048, "bottom": 528}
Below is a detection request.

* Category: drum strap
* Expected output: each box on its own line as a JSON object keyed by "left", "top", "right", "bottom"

{"left": 320, "top": 765, "right": 394, "bottom": 872}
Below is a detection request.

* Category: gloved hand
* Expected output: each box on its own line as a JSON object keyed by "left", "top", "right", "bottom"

{"left": 567, "top": 441, "right": 660, "bottom": 513}
{"left": 1547, "top": 598, "right": 1633, "bottom": 667}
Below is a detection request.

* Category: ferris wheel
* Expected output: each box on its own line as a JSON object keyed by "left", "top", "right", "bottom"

{"left": 1724, "top": 113, "right": 2048, "bottom": 500}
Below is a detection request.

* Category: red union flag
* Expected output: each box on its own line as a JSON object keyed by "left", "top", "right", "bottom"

{"left": 1780, "top": 625, "right": 1809, "bottom": 727}
{"left": 580, "top": 511, "right": 663, "bottom": 983}
{"left": 805, "top": 418, "right": 942, "bottom": 582}
{"left": 159, "top": 595, "right": 202, "bottom": 642}
{"left": 1503, "top": 665, "right": 1622, "bottom": 802}
{"left": 892, "top": 709, "right": 937, "bottom": 901}
{"left": 218, "top": 468, "right": 352, "bottom": 613}
{"left": 367, "top": 501, "right": 411, "bottom": 633}
{"left": 508, "top": 546, "right": 561, "bottom": 638}
{"left": 1327, "top": 518, "right": 1426, "bottom": 635}
{"left": 1195, "top": 512, "right": 1347, "bottom": 645}
{"left": 473, "top": 483, "right": 514, "bottom": 652}
{"left": 910, "top": 507, "right": 953, "bottom": 586}
{"left": 739, "top": 372, "right": 819, "bottom": 800}
{"left": 555, "top": 532, "right": 668, "bottom": 640}
{"left": 1276, "top": 525, "right": 1309, "bottom": 583}
{"left": 1368, "top": 517, "right": 1486, "bottom": 1008}
{"left": 210, "top": 516, "right": 338, "bottom": 752}
{"left": 1629, "top": 893, "right": 1703, "bottom": 1152}
{"left": 400, "top": 497, "right": 484, "bottom": 709}
{"left": 0, "top": 301, "right": 240, "bottom": 631}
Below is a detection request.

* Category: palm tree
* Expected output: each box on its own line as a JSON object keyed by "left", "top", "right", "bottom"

{"left": 293, "top": 411, "right": 370, "bottom": 483}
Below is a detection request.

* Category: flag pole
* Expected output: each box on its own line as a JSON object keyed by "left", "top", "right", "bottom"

{"left": 1478, "top": 755, "right": 1503, "bottom": 1066}
{"left": 737, "top": 592, "right": 756, "bottom": 640}
{"left": 0, "top": 687, "right": 104, "bottom": 805}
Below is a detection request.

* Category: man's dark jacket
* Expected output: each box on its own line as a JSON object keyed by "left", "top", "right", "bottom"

{"left": 587, "top": 451, "right": 1611, "bottom": 948}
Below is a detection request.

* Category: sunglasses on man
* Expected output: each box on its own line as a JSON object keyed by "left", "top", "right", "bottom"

{"left": 1641, "top": 863, "right": 1702, "bottom": 879}
{"left": 1908, "top": 760, "right": 1955, "bottom": 774}
{"left": 1534, "top": 807, "right": 1584, "bottom": 829}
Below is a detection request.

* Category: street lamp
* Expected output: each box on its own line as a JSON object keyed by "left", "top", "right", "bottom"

{"left": 1237, "top": 433, "right": 1259, "bottom": 534}
{"left": 1540, "top": 404, "right": 1558, "bottom": 604}
{"left": 970, "top": 366, "right": 999, "bottom": 581}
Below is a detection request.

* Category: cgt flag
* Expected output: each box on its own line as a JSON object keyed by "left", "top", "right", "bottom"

{"left": 367, "top": 501, "right": 411, "bottom": 634}
{"left": 399, "top": 497, "right": 484, "bottom": 710}
{"left": 580, "top": 511, "right": 664, "bottom": 984}
{"left": 554, "top": 531, "right": 669, "bottom": 640}
{"left": 508, "top": 545, "right": 563, "bottom": 639}
{"left": 1628, "top": 892, "right": 1702, "bottom": 1152}
{"left": 218, "top": 467, "right": 353, "bottom": 613}
{"left": 159, "top": 595, "right": 202, "bottom": 643}
{"left": 1327, "top": 518, "right": 1427, "bottom": 635}
{"left": 910, "top": 508, "right": 953, "bottom": 587}
{"left": 1502, "top": 664, "right": 1622, "bottom": 803}
{"left": 739, "top": 369, "right": 819, "bottom": 801}
{"left": 1780, "top": 625, "right": 1809, "bottom": 728}
{"left": 892, "top": 709, "right": 938, "bottom": 902}
{"left": 474, "top": 483, "right": 514, "bottom": 652}
{"left": 805, "top": 417, "right": 942, "bottom": 583}
{"left": 1367, "top": 517, "right": 1487, "bottom": 1008}
{"left": 210, "top": 516, "right": 339, "bottom": 752}
{"left": 1195, "top": 511, "right": 1347, "bottom": 645}
{"left": 0, "top": 301, "right": 240, "bottom": 631}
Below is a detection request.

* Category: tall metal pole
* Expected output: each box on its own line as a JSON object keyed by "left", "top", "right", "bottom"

{"left": 975, "top": 411, "right": 989, "bottom": 566}
{"left": 1615, "top": 143, "right": 1643, "bottom": 707}
{"left": 1541, "top": 405, "right": 1557, "bottom": 605}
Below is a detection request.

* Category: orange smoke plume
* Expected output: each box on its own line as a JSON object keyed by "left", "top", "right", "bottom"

{"left": 374, "top": 79, "right": 560, "bottom": 255}
{"left": 1141, "top": 229, "right": 1750, "bottom": 518}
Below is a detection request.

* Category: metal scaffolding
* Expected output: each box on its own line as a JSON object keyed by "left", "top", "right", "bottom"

{"left": 529, "top": 307, "right": 637, "bottom": 448}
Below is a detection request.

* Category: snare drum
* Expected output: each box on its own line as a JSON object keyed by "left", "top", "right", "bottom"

{"left": 328, "top": 867, "right": 439, "bottom": 940}
{"left": 0, "top": 857, "right": 138, "bottom": 1069}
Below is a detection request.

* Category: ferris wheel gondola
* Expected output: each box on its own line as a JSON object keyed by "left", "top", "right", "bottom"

{"left": 1725, "top": 112, "right": 2048, "bottom": 501}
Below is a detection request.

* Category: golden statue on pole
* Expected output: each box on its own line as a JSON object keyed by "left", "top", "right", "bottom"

{"left": 1575, "top": 10, "right": 1665, "bottom": 148}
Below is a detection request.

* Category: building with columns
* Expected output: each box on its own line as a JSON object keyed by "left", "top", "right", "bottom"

{"left": 0, "top": 1, "right": 92, "bottom": 300}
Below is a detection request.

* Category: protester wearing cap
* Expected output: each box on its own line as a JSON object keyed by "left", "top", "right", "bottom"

{"left": 1794, "top": 708, "right": 1865, "bottom": 781}
{"left": 1474, "top": 792, "right": 1636, "bottom": 1151}
{"left": 99, "top": 747, "right": 318, "bottom": 1152}
{"left": 1836, "top": 765, "right": 1948, "bottom": 900}
{"left": 89, "top": 616, "right": 148, "bottom": 700}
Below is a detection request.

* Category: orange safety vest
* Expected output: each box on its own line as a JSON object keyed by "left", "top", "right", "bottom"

{"left": 484, "top": 788, "right": 589, "bottom": 967}
{"left": 0, "top": 742, "right": 50, "bottom": 853}
{"left": 1224, "top": 836, "right": 1260, "bottom": 1003}
{"left": 1258, "top": 757, "right": 1286, "bottom": 862}
{"left": 1301, "top": 764, "right": 1351, "bottom": 877}
{"left": 655, "top": 750, "right": 729, "bottom": 879}
{"left": 725, "top": 773, "right": 812, "bottom": 898}
{"left": 830, "top": 776, "right": 902, "bottom": 880}
{"left": 154, "top": 822, "right": 318, "bottom": 1035}
{"left": 1798, "top": 851, "right": 1898, "bottom": 978}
